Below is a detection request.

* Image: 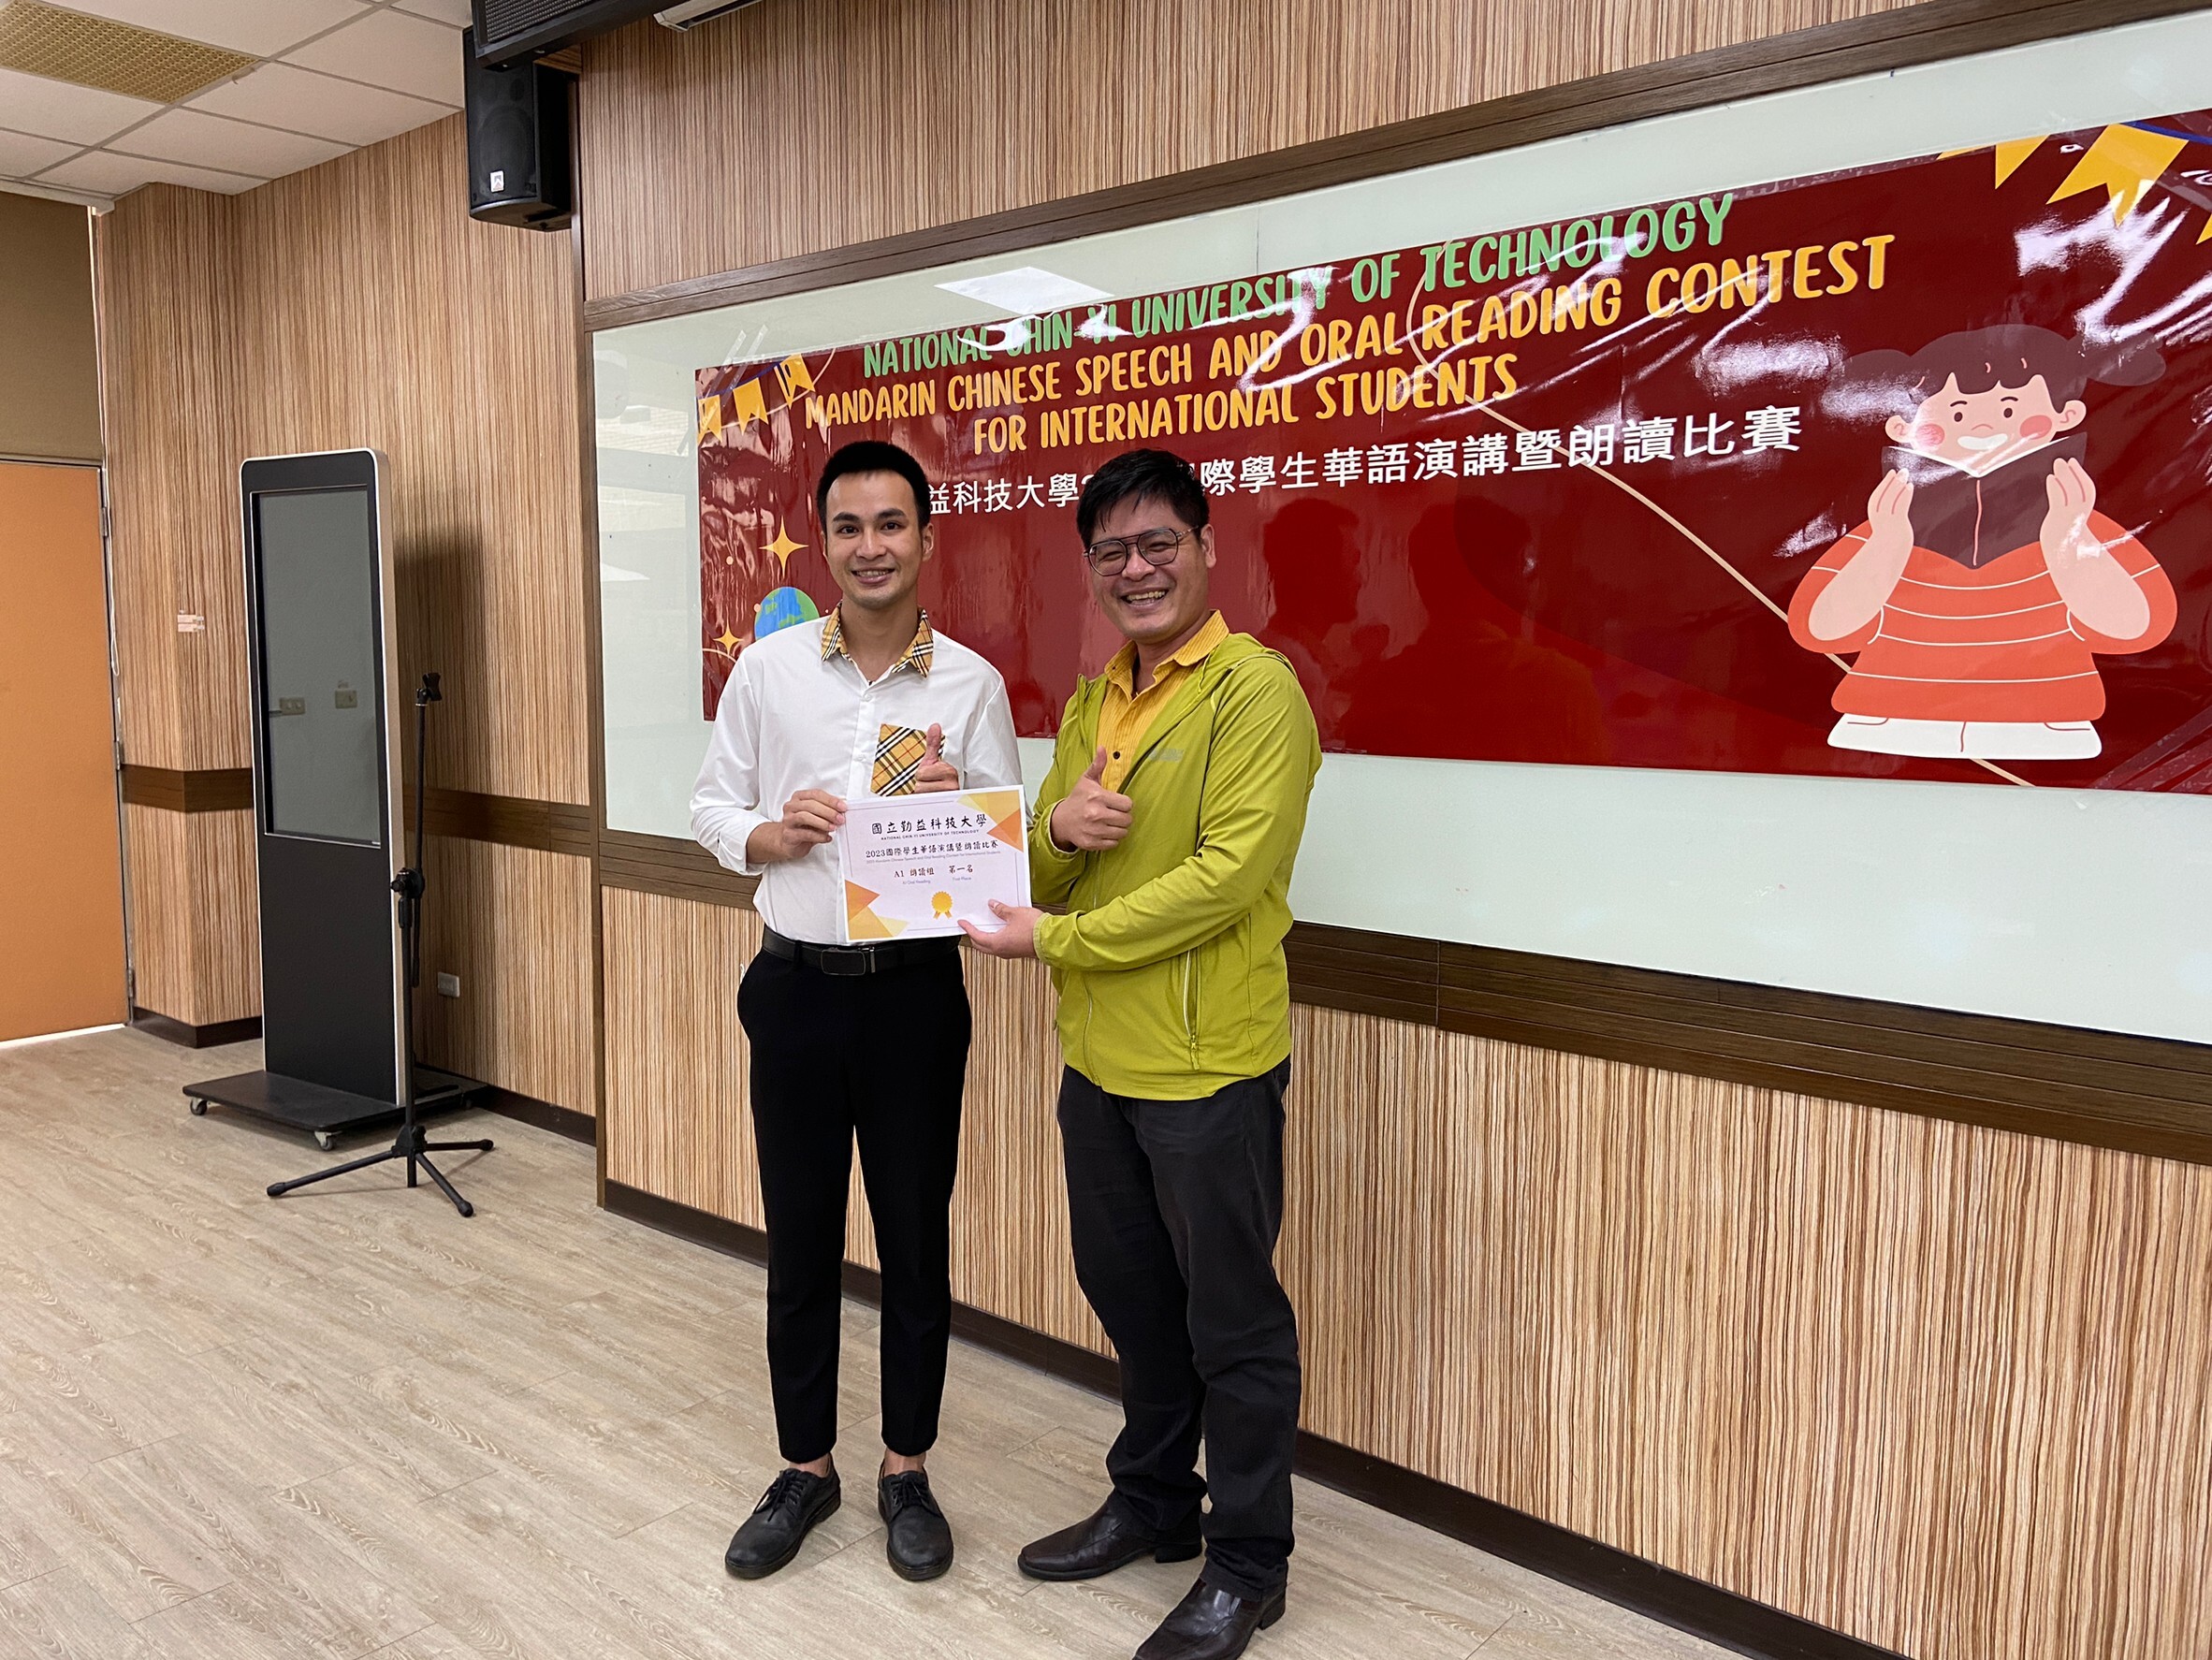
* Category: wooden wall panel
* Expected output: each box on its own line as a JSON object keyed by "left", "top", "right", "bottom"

{"left": 1278, "top": 1010, "right": 2212, "bottom": 1660}
{"left": 225, "top": 117, "right": 589, "bottom": 808}
{"left": 97, "top": 187, "right": 243, "bottom": 773}
{"left": 417, "top": 837, "right": 595, "bottom": 1114}
{"left": 118, "top": 806, "right": 191, "bottom": 1023}
{"left": 604, "top": 885, "right": 2212, "bottom": 1660}
{"left": 948, "top": 951, "right": 1108, "bottom": 1355}
{"left": 603, "top": 887, "right": 762, "bottom": 1219}
{"left": 97, "top": 119, "right": 593, "bottom": 1096}
{"left": 119, "top": 804, "right": 256, "bottom": 1027}
{"left": 579, "top": 0, "right": 1914, "bottom": 300}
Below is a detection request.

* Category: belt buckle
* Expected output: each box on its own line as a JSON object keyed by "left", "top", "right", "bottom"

{"left": 817, "top": 945, "right": 872, "bottom": 977}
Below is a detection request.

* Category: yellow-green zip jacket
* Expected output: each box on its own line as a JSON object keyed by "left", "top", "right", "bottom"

{"left": 1030, "top": 633, "right": 1321, "bottom": 1099}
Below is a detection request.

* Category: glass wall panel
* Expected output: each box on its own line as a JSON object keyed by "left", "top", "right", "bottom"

{"left": 594, "top": 13, "right": 2212, "bottom": 1041}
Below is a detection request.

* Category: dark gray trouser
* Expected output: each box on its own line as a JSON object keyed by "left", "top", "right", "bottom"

{"left": 1056, "top": 1059, "right": 1299, "bottom": 1601}
{"left": 739, "top": 949, "right": 969, "bottom": 1463}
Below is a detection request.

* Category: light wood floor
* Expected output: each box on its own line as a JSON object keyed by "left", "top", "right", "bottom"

{"left": 0, "top": 1027, "right": 1728, "bottom": 1660}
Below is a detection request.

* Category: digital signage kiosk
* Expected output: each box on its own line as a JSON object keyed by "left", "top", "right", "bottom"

{"left": 186, "top": 451, "right": 488, "bottom": 1210}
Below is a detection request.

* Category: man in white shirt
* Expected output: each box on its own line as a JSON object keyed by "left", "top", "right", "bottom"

{"left": 691, "top": 440, "right": 1020, "bottom": 1585}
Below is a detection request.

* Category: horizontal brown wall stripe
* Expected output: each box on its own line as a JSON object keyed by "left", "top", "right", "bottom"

{"left": 580, "top": 0, "right": 2197, "bottom": 329}
{"left": 126, "top": 1005, "right": 259, "bottom": 1049}
{"left": 591, "top": 831, "right": 2212, "bottom": 1165}
{"left": 477, "top": 1085, "right": 595, "bottom": 1145}
{"left": 118, "top": 764, "right": 250, "bottom": 813}
{"left": 1293, "top": 1437, "right": 1910, "bottom": 1660}
{"left": 1436, "top": 1004, "right": 2212, "bottom": 1168}
{"left": 122, "top": 776, "right": 599, "bottom": 860}
{"left": 599, "top": 829, "right": 760, "bottom": 909}
{"left": 1285, "top": 925, "right": 1445, "bottom": 1025}
{"left": 416, "top": 785, "right": 593, "bottom": 854}
{"left": 1296, "top": 926, "right": 2212, "bottom": 1166}
{"left": 1441, "top": 954, "right": 2212, "bottom": 1112}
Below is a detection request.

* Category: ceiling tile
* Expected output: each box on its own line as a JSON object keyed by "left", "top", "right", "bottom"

{"left": 0, "top": 1, "right": 259, "bottom": 102}
{"left": 0, "top": 65, "right": 160, "bottom": 143}
{"left": 393, "top": 0, "right": 472, "bottom": 26}
{"left": 188, "top": 61, "right": 451, "bottom": 147}
{"left": 37, "top": 149, "right": 263, "bottom": 194}
{"left": 284, "top": 9, "right": 465, "bottom": 107}
{"left": 110, "top": 108, "right": 349, "bottom": 178}
{"left": 60, "top": 0, "right": 370, "bottom": 58}
{"left": 0, "top": 126, "right": 80, "bottom": 177}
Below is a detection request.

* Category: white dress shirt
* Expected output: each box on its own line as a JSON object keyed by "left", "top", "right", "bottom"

{"left": 691, "top": 610, "right": 1022, "bottom": 944}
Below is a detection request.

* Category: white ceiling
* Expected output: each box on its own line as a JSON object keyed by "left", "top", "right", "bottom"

{"left": 0, "top": 0, "right": 472, "bottom": 207}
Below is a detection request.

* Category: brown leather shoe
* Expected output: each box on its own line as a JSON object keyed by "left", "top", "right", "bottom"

{"left": 1134, "top": 1577, "right": 1286, "bottom": 1660}
{"left": 1016, "top": 1501, "right": 1202, "bottom": 1581}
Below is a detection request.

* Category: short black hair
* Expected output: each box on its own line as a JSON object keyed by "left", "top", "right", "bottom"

{"left": 1074, "top": 448, "right": 1209, "bottom": 546}
{"left": 816, "top": 439, "right": 932, "bottom": 528}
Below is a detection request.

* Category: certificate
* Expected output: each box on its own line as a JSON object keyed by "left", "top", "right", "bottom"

{"left": 837, "top": 786, "right": 1031, "bottom": 943}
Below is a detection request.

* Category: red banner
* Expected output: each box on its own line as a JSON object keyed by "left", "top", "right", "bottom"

{"left": 699, "top": 111, "right": 2212, "bottom": 790}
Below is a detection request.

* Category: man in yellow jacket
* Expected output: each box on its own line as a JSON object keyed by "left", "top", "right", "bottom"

{"left": 964, "top": 449, "right": 1321, "bottom": 1660}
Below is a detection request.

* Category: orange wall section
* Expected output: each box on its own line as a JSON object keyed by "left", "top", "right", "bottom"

{"left": 0, "top": 462, "right": 125, "bottom": 1040}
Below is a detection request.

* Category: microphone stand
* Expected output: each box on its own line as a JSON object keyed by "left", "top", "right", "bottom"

{"left": 267, "top": 672, "right": 494, "bottom": 1216}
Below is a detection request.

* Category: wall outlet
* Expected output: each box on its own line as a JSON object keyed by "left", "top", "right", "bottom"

{"left": 435, "top": 972, "right": 461, "bottom": 998}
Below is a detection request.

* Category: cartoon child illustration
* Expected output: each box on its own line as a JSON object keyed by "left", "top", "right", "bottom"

{"left": 1788, "top": 325, "right": 2173, "bottom": 761}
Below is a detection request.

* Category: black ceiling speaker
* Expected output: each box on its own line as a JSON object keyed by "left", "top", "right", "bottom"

{"left": 471, "top": 0, "right": 659, "bottom": 66}
{"left": 463, "top": 27, "right": 575, "bottom": 230}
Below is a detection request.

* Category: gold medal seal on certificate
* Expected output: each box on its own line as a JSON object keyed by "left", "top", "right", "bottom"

{"left": 838, "top": 786, "right": 1032, "bottom": 943}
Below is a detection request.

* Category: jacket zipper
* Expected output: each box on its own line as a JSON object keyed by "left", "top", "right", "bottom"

{"left": 1181, "top": 949, "right": 1201, "bottom": 1065}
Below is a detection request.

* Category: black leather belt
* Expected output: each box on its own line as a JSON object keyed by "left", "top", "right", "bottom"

{"left": 761, "top": 926, "right": 960, "bottom": 977}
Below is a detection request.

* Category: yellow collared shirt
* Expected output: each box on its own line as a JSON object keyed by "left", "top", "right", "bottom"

{"left": 1096, "top": 611, "right": 1230, "bottom": 793}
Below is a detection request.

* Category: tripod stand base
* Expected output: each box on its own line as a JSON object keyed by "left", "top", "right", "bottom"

{"left": 184, "top": 1066, "right": 483, "bottom": 1149}
{"left": 267, "top": 1120, "right": 496, "bottom": 1216}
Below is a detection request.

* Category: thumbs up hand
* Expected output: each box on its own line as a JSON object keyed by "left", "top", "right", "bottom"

{"left": 1047, "top": 746, "right": 1135, "bottom": 852}
{"left": 912, "top": 722, "right": 960, "bottom": 794}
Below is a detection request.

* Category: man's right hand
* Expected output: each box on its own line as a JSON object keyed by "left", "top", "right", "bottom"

{"left": 1048, "top": 749, "right": 1133, "bottom": 852}
{"left": 746, "top": 789, "right": 846, "bottom": 865}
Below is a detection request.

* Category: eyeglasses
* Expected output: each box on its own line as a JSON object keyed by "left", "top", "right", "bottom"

{"left": 1083, "top": 528, "right": 1193, "bottom": 576}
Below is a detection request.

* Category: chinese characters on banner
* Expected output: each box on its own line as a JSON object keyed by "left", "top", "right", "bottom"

{"left": 700, "top": 113, "right": 2212, "bottom": 791}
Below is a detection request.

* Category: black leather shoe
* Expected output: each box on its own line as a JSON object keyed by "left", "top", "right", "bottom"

{"left": 723, "top": 1466, "right": 840, "bottom": 1580}
{"left": 878, "top": 1469, "right": 954, "bottom": 1581}
{"left": 1017, "top": 1501, "right": 1202, "bottom": 1581}
{"left": 1134, "top": 1578, "right": 1286, "bottom": 1660}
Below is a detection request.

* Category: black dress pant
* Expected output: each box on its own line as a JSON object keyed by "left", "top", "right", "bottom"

{"left": 1057, "top": 1060, "right": 1300, "bottom": 1601}
{"left": 737, "top": 947, "right": 969, "bottom": 1464}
